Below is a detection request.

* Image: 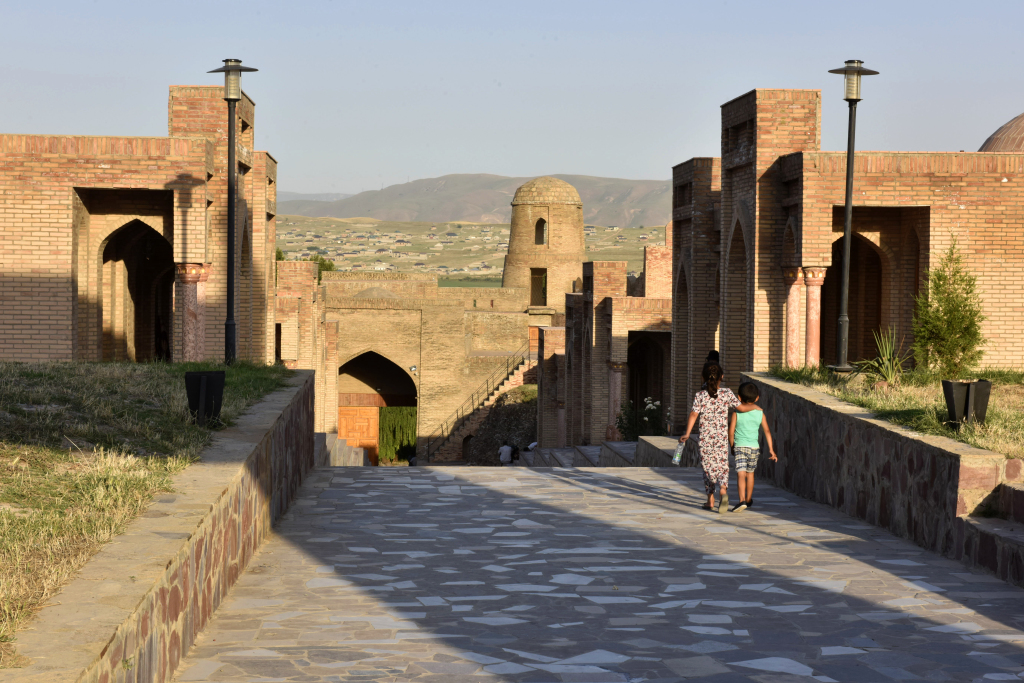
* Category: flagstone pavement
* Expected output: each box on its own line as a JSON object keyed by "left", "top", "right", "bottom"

{"left": 174, "top": 467, "right": 1024, "bottom": 683}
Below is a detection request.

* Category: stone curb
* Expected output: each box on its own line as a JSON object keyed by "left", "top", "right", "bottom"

{"left": 1, "top": 370, "right": 315, "bottom": 683}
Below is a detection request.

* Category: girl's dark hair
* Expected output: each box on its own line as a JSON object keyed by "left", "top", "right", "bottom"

{"left": 738, "top": 381, "right": 759, "bottom": 403}
{"left": 702, "top": 362, "right": 724, "bottom": 399}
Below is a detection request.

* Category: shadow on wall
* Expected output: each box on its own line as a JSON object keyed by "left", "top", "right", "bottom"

{"left": 0, "top": 272, "right": 160, "bottom": 363}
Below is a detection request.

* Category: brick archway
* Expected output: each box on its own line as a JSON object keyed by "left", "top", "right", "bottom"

{"left": 821, "top": 234, "right": 884, "bottom": 365}
{"left": 98, "top": 220, "right": 173, "bottom": 361}
{"left": 337, "top": 352, "right": 418, "bottom": 465}
{"left": 722, "top": 221, "right": 749, "bottom": 388}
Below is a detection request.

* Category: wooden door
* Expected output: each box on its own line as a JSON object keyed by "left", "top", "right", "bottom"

{"left": 337, "top": 406, "right": 379, "bottom": 465}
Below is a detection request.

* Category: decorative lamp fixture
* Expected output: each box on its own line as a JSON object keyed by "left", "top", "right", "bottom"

{"left": 828, "top": 59, "right": 878, "bottom": 102}
{"left": 827, "top": 60, "right": 879, "bottom": 374}
{"left": 208, "top": 58, "right": 258, "bottom": 102}
{"left": 207, "top": 59, "right": 258, "bottom": 363}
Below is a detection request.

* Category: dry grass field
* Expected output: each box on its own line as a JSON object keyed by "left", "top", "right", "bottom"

{"left": 771, "top": 366, "right": 1024, "bottom": 460}
{"left": 0, "top": 361, "right": 291, "bottom": 667}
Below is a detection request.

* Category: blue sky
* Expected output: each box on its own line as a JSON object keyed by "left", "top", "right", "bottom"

{"left": 2, "top": 0, "right": 1021, "bottom": 194}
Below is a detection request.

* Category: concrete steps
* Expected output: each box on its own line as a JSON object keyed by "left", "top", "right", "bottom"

{"left": 529, "top": 447, "right": 575, "bottom": 468}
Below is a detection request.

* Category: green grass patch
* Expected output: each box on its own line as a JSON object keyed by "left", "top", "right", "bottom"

{"left": 0, "top": 361, "right": 291, "bottom": 667}
{"left": 438, "top": 276, "right": 503, "bottom": 288}
{"left": 768, "top": 365, "right": 1024, "bottom": 460}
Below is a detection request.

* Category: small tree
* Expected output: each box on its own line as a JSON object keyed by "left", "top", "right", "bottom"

{"left": 912, "top": 239, "right": 986, "bottom": 377}
{"left": 275, "top": 247, "right": 285, "bottom": 261}
{"left": 304, "top": 253, "right": 336, "bottom": 283}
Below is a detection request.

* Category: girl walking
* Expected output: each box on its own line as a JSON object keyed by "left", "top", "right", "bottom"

{"left": 679, "top": 363, "right": 739, "bottom": 512}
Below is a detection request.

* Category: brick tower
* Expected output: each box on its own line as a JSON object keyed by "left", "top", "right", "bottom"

{"left": 501, "top": 176, "right": 585, "bottom": 312}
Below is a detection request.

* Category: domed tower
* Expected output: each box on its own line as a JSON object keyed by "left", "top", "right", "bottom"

{"left": 502, "top": 176, "right": 585, "bottom": 311}
{"left": 980, "top": 111, "right": 1024, "bottom": 152}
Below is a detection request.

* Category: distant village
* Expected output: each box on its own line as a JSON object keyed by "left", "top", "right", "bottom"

{"left": 275, "top": 217, "right": 663, "bottom": 275}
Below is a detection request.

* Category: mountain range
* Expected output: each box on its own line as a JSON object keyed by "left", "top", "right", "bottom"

{"left": 277, "top": 174, "right": 671, "bottom": 227}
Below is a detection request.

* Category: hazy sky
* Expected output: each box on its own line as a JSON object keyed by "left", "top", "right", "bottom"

{"left": 2, "top": 0, "right": 1022, "bottom": 194}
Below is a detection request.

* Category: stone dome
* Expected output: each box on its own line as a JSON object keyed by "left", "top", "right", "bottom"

{"left": 512, "top": 176, "right": 582, "bottom": 206}
{"left": 979, "top": 112, "right": 1024, "bottom": 152}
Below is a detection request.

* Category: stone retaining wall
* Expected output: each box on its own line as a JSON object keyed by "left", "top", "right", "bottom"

{"left": 2, "top": 371, "right": 315, "bottom": 683}
{"left": 745, "top": 372, "right": 1021, "bottom": 559}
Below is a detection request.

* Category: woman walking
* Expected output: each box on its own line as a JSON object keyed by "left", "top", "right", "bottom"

{"left": 679, "top": 362, "right": 739, "bottom": 512}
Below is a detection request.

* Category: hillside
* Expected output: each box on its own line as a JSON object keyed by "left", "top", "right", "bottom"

{"left": 277, "top": 174, "right": 671, "bottom": 228}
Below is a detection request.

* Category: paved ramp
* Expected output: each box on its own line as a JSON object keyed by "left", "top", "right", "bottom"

{"left": 175, "top": 467, "right": 1024, "bottom": 682}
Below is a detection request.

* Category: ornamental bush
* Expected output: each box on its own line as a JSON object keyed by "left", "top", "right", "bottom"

{"left": 616, "top": 397, "right": 666, "bottom": 441}
{"left": 911, "top": 239, "right": 986, "bottom": 378}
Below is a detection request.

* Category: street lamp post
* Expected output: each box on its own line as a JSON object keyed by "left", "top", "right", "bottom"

{"left": 827, "top": 60, "right": 878, "bottom": 373}
{"left": 208, "top": 58, "right": 258, "bottom": 365}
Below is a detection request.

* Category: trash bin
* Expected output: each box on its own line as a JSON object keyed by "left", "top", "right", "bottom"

{"left": 185, "top": 370, "right": 225, "bottom": 427}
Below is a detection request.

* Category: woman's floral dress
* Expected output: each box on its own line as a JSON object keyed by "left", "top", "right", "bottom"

{"left": 691, "top": 388, "right": 740, "bottom": 495}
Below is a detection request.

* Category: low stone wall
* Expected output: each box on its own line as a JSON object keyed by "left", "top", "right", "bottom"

{"left": 3, "top": 371, "right": 315, "bottom": 683}
{"left": 599, "top": 441, "right": 637, "bottom": 467}
{"left": 745, "top": 372, "right": 1020, "bottom": 559}
{"left": 330, "top": 438, "right": 370, "bottom": 466}
{"left": 635, "top": 436, "right": 699, "bottom": 467}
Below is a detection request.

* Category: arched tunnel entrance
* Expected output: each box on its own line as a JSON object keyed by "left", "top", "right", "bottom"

{"left": 337, "top": 352, "right": 417, "bottom": 465}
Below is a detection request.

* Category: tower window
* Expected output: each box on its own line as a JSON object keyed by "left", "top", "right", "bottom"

{"left": 535, "top": 218, "right": 547, "bottom": 245}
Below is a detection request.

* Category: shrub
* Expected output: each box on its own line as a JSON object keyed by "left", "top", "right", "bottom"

{"left": 616, "top": 397, "right": 666, "bottom": 441}
{"left": 379, "top": 407, "right": 416, "bottom": 463}
{"left": 304, "top": 253, "right": 336, "bottom": 283}
{"left": 912, "top": 239, "right": 986, "bottom": 377}
{"left": 854, "top": 328, "right": 909, "bottom": 386}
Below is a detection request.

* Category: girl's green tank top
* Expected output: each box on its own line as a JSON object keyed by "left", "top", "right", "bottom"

{"left": 734, "top": 409, "right": 762, "bottom": 448}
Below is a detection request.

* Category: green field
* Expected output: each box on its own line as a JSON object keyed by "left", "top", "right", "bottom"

{"left": 276, "top": 215, "right": 664, "bottom": 276}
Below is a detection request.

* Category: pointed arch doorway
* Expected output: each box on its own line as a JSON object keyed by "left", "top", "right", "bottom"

{"left": 337, "top": 351, "right": 417, "bottom": 465}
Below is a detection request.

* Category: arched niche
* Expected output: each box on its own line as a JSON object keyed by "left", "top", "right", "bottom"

{"left": 98, "top": 219, "right": 173, "bottom": 362}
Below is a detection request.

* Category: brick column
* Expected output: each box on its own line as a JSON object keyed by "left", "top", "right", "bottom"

{"left": 556, "top": 400, "right": 566, "bottom": 448}
{"left": 175, "top": 263, "right": 209, "bottom": 362}
{"left": 783, "top": 268, "right": 804, "bottom": 367}
{"left": 606, "top": 361, "right": 626, "bottom": 441}
{"left": 803, "top": 267, "right": 826, "bottom": 367}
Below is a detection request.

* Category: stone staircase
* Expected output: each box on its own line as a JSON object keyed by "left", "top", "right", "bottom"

{"left": 429, "top": 359, "right": 536, "bottom": 463}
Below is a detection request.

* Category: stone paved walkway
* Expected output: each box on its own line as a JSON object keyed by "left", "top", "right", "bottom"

{"left": 175, "top": 467, "right": 1024, "bottom": 682}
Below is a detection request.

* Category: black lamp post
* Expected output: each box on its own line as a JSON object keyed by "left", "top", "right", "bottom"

{"left": 827, "top": 59, "right": 878, "bottom": 373}
{"left": 208, "top": 58, "right": 258, "bottom": 364}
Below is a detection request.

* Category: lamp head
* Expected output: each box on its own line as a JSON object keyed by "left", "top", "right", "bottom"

{"left": 208, "top": 59, "right": 258, "bottom": 102}
{"left": 827, "top": 60, "right": 879, "bottom": 102}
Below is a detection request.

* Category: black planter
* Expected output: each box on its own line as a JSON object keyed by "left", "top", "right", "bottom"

{"left": 972, "top": 379, "right": 992, "bottom": 425}
{"left": 942, "top": 380, "right": 971, "bottom": 429}
{"left": 185, "top": 371, "right": 225, "bottom": 427}
{"left": 942, "top": 378, "right": 991, "bottom": 429}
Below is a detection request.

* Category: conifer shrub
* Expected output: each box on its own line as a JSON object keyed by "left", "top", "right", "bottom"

{"left": 912, "top": 239, "right": 986, "bottom": 378}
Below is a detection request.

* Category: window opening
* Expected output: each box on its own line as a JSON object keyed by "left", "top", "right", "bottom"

{"left": 530, "top": 268, "right": 547, "bottom": 306}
